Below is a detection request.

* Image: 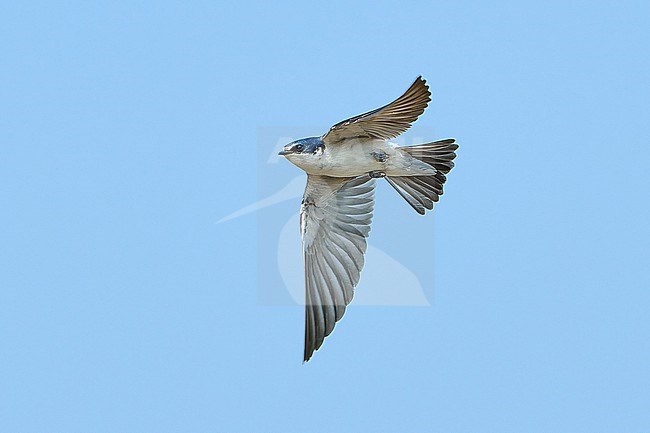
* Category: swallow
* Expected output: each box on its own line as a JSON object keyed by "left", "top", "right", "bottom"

{"left": 279, "top": 76, "right": 458, "bottom": 361}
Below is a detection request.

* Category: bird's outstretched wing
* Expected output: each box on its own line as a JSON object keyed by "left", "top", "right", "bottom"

{"left": 321, "top": 76, "right": 431, "bottom": 145}
{"left": 300, "top": 174, "right": 376, "bottom": 361}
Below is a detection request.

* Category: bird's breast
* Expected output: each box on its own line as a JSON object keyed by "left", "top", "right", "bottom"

{"left": 311, "top": 141, "right": 394, "bottom": 177}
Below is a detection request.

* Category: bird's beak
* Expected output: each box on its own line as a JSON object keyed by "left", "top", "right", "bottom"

{"left": 278, "top": 149, "right": 292, "bottom": 156}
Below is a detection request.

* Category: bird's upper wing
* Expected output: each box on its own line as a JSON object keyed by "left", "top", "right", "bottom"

{"left": 300, "top": 174, "right": 376, "bottom": 361}
{"left": 321, "top": 76, "right": 431, "bottom": 145}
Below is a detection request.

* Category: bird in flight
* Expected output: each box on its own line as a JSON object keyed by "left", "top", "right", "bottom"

{"left": 278, "top": 76, "right": 458, "bottom": 362}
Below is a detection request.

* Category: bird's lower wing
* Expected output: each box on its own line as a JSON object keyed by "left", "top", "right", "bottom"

{"left": 300, "top": 174, "right": 376, "bottom": 361}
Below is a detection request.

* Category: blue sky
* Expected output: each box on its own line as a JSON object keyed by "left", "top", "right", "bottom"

{"left": 1, "top": 1, "right": 649, "bottom": 432}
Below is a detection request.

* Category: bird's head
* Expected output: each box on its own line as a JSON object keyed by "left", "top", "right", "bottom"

{"left": 279, "top": 137, "right": 323, "bottom": 157}
{"left": 278, "top": 137, "right": 324, "bottom": 168}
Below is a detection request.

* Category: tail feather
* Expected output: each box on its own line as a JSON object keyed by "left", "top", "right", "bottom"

{"left": 385, "top": 176, "right": 435, "bottom": 214}
{"left": 387, "top": 139, "right": 458, "bottom": 215}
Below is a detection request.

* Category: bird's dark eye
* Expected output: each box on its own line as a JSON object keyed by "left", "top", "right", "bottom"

{"left": 295, "top": 144, "right": 304, "bottom": 152}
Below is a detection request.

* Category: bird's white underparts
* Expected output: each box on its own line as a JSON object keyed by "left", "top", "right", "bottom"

{"left": 278, "top": 76, "right": 458, "bottom": 362}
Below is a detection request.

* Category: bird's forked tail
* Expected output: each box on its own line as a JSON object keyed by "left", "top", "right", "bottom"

{"left": 385, "top": 139, "right": 458, "bottom": 215}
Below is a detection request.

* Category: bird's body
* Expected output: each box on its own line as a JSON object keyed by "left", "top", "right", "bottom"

{"left": 279, "top": 76, "right": 458, "bottom": 362}
{"left": 284, "top": 138, "right": 437, "bottom": 178}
